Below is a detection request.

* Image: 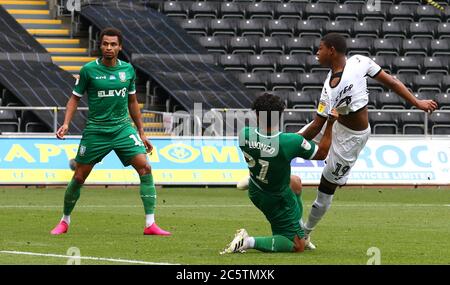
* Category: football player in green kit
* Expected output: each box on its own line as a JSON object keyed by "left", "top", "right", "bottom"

{"left": 50, "top": 28, "right": 170, "bottom": 236}
{"left": 221, "top": 93, "right": 337, "bottom": 254}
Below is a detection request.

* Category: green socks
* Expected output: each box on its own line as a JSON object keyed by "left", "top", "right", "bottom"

{"left": 63, "top": 178, "right": 82, "bottom": 216}
{"left": 254, "top": 235, "right": 295, "bottom": 252}
{"left": 140, "top": 174, "right": 156, "bottom": 215}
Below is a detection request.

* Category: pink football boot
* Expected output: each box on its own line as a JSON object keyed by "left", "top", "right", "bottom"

{"left": 50, "top": 221, "right": 69, "bottom": 235}
{"left": 143, "top": 223, "right": 171, "bottom": 236}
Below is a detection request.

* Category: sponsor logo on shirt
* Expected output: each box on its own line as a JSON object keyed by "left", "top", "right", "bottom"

{"left": 109, "top": 75, "right": 116, "bottom": 80}
{"left": 97, "top": 87, "right": 128, "bottom": 98}
{"left": 95, "top": 76, "right": 106, "bottom": 80}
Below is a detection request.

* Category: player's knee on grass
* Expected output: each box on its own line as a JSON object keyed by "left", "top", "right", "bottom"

{"left": 290, "top": 175, "right": 302, "bottom": 195}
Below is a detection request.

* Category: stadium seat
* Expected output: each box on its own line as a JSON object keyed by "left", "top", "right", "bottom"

{"left": 248, "top": 54, "right": 276, "bottom": 72}
{"left": 229, "top": 36, "right": 258, "bottom": 54}
{"left": 436, "top": 23, "right": 450, "bottom": 39}
{"left": 283, "top": 110, "right": 315, "bottom": 132}
{"left": 435, "top": 93, "right": 450, "bottom": 109}
{"left": 369, "top": 111, "right": 399, "bottom": 134}
{"left": 246, "top": 2, "right": 274, "bottom": 19}
{"left": 388, "top": 4, "right": 416, "bottom": 22}
{"left": 0, "top": 109, "right": 20, "bottom": 132}
{"left": 258, "top": 36, "right": 284, "bottom": 54}
{"left": 367, "top": 77, "right": 386, "bottom": 93}
{"left": 423, "top": 57, "right": 449, "bottom": 75}
{"left": 371, "top": 55, "right": 396, "bottom": 73}
{"left": 413, "top": 74, "right": 443, "bottom": 93}
{"left": 288, "top": 90, "right": 318, "bottom": 109}
{"left": 276, "top": 54, "right": 307, "bottom": 72}
{"left": 238, "top": 72, "right": 269, "bottom": 91}
{"left": 353, "top": 21, "right": 382, "bottom": 38}
{"left": 218, "top": 54, "right": 247, "bottom": 72}
{"left": 367, "top": 90, "right": 379, "bottom": 109}
{"left": 180, "top": 19, "right": 209, "bottom": 36}
{"left": 409, "top": 22, "right": 438, "bottom": 39}
{"left": 374, "top": 38, "right": 402, "bottom": 56}
{"left": 377, "top": 92, "right": 407, "bottom": 109}
{"left": 197, "top": 36, "right": 229, "bottom": 54}
{"left": 267, "top": 19, "right": 296, "bottom": 37}
{"left": 219, "top": 2, "right": 245, "bottom": 19}
{"left": 274, "top": 2, "right": 303, "bottom": 20}
{"left": 324, "top": 21, "right": 354, "bottom": 38}
{"left": 399, "top": 111, "right": 425, "bottom": 135}
{"left": 430, "top": 39, "right": 450, "bottom": 56}
{"left": 415, "top": 5, "right": 444, "bottom": 23}
{"left": 296, "top": 19, "right": 326, "bottom": 37}
{"left": 0, "top": 122, "right": 19, "bottom": 133}
{"left": 346, "top": 38, "right": 374, "bottom": 56}
{"left": 306, "top": 54, "right": 328, "bottom": 72}
{"left": 237, "top": 19, "right": 266, "bottom": 37}
{"left": 442, "top": 75, "right": 450, "bottom": 93}
{"left": 333, "top": 3, "right": 361, "bottom": 21}
{"left": 381, "top": 21, "right": 410, "bottom": 39}
{"left": 393, "top": 73, "right": 415, "bottom": 91}
{"left": 210, "top": 19, "right": 238, "bottom": 36}
{"left": 283, "top": 37, "right": 316, "bottom": 55}
{"left": 429, "top": 111, "right": 450, "bottom": 135}
{"left": 189, "top": 1, "right": 219, "bottom": 19}
{"left": 392, "top": 56, "right": 422, "bottom": 74}
{"left": 304, "top": 3, "right": 335, "bottom": 20}
{"left": 402, "top": 38, "right": 430, "bottom": 56}
{"left": 163, "top": 1, "right": 189, "bottom": 19}
{"left": 360, "top": 3, "right": 388, "bottom": 22}
{"left": 269, "top": 72, "right": 297, "bottom": 91}
{"left": 298, "top": 72, "right": 328, "bottom": 91}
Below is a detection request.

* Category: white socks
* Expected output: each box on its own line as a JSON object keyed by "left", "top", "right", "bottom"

{"left": 305, "top": 191, "right": 334, "bottom": 235}
{"left": 61, "top": 215, "right": 71, "bottom": 225}
{"left": 145, "top": 214, "right": 155, "bottom": 227}
{"left": 244, "top": 237, "right": 255, "bottom": 249}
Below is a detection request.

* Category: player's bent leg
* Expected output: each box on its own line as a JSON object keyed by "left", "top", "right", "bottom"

{"left": 129, "top": 154, "right": 171, "bottom": 236}
{"left": 51, "top": 163, "right": 94, "bottom": 235}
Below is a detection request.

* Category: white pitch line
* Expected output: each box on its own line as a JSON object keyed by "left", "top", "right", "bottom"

{"left": 0, "top": 250, "right": 179, "bottom": 265}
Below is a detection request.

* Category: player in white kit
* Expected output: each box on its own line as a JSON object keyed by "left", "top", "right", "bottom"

{"left": 300, "top": 33, "right": 438, "bottom": 248}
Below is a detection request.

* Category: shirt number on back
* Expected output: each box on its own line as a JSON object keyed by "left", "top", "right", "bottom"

{"left": 243, "top": 151, "right": 269, "bottom": 184}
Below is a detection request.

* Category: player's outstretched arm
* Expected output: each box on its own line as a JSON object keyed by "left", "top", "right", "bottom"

{"left": 311, "top": 109, "right": 338, "bottom": 160}
{"left": 298, "top": 114, "right": 327, "bottom": 140}
{"left": 128, "top": 94, "right": 153, "bottom": 153}
{"left": 374, "top": 70, "right": 438, "bottom": 112}
{"left": 56, "top": 95, "right": 80, "bottom": 140}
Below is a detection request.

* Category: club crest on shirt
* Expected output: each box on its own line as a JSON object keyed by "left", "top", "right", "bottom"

{"left": 119, "top": 72, "right": 127, "bottom": 82}
{"left": 79, "top": 145, "right": 86, "bottom": 156}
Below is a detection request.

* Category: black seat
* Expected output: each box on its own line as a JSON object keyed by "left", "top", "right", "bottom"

{"left": 346, "top": 37, "right": 374, "bottom": 56}
{"left": 360, "top": 3, "right": 388, "bottom": 22}
{"left": 180, "top": 19, "right": 209, "bottom": 36}
{"left": 246, "top": 2, "right": 274, "bottom": 19}
{"left": 409, "top": 22, "right": 438, "bottom": 39}
{"left": 219, "top": 2, "right": 245, "bottom": 19}
{"left": 353, "top": 21, "right": 382, "bottom": 38}
{"left": 269, "top": 72, "right": 297, "bottom": 91}
{"left": 258, "top": 36, "right": 284, "bottom": 54}
{"left": 333, "top": 3, "right": 361, "bottom": 21}
{"left": 267, "top": 19, "right": 296, "bottom": 37}
{"left": 324, "top": 20, "right": 354, "bottom": 38}
{"left": 274, "top": 2, "right": 303, "bottom": 20}
{"left": 423, "top": 56, "right": 449, "bottom": 75}
{"left": 401, "top": 38, "right": 430, "bottom": 56}
{"left": 370, "top": 55, "right": 395, "bottom": 73}
{"left": 283, "top": 37, "right": 316, "bottom": 55}
{"left": 209, "top": 19, "right": 237, "bottom": 36}
{"left": 392, "top": 56, "right": 422, "bottom": 74}
{"left": 248, "top": 54, "right": 276, "bottom": 72}
{"left": 430, "top": 39, "right": 450, "bottom": 56}
{"left": 237, "top": 19, "right": 266, "bottom": 37}
{"left": 0, "top": 109, "right": 20, "bottom": 132}
{"left": 435, "top": 93, "right": 450, "bottom": 109}
{"left": 413, "top": 74, "right": 443, "bottom": 93}
{"left": 399, "top": 111, "right": 425, "bottom": 135}
{"left": 374, "top": 38, "right": 402, "bottom": 56}
{"left": 388, "top": 4, "right": 416, "bottom": 22}
{"left": 381, "top": 21, "right": 410, "bottom": 39}
{"left": 189, "top": 1, "right": 218, "bottom": 19}
{"left": 238, "top": 72, "right": 269, "bottom": 91}
{"left": 442, "top": 75, "right": 450, "bottom": 93}
{"left": 276, "top": 54, "right": 307, "bottom": 72}
{"left": 429, "top": 111, "right": 450, "bottom": 135}
{"left": 288, "top": 90, "right": 318, "bottom": 109}
{"left": 392, "top": 73, "right": 415, "bottom": 91}
{"left": 218, "top": 54, "right": 247, "bottom": 72}
{"left": 436, "top": 23, "right": 450, "bottom": 39}
{"left": 229, "top": 36, "right": 258, "bottom": 54}
{"left": 296, "top": 19, "right": 326, "bottom": 37}
{"left": 162, "top": 1, "right": 189, "bottom": 19}
{"left": 415, "top": 4, "right": 444, "bottom": 23}
{"left": 369, "top": 111, "right": 398, "bottom": 134}
{"left": 306, "top": 54, "right": 327, "bottom": 72}
{"left": 197, "top": 36, "right": 229, "bottom": 54}
{"left": 283, "top": 110, "right": 315, "bottom": 132}
{"left": 304, "top": 3, "right": 335, "bottom": 20}
{"left": 377, "top": 91, "right": 407, "bottom": 109}
{"left": 298, "top": 72, "right": 328, "bottom": 91}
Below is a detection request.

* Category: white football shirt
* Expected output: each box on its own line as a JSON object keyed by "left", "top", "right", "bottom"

{"left": 316, "top": 55, "right": 382, "bottom": 117}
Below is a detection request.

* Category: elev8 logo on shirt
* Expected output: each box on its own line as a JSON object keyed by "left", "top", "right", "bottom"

{"left": 97, "top": 88, "right": 127, "bottom": 98}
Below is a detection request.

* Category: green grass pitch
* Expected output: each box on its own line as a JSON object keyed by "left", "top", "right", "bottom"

{"left": 0, "top": 186, "right": 449, "bottom": 265}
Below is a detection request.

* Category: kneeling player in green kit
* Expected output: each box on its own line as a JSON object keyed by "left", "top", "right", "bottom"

{"left": 220, "top": 93, "right": 337, "bottom": 254}
{"left": 50, "top": 28, "right": 170, "bottom": 236}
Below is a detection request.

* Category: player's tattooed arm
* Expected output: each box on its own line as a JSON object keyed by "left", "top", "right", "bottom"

{"left": 374, "top": 70, "right": 438, "bottom": 112}
{"left": 128, "top": 94, "right": 153, "bottom": 153}
{"left": 56, "top": 95, "right": 81, "bottom": 140}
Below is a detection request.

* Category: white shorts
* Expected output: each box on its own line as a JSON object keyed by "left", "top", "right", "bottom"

{"left": 322, "top": 121, "right": 371, "bottom": 185}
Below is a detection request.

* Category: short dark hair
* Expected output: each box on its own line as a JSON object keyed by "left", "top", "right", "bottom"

{"left": 252, "top": 93, "right": 285, "bottom": 128}
{"left": 99, "top": 27, "right": 123, "bottom": 45}
{"left": 322, "top": 33, "right": 347, "bottom": 54}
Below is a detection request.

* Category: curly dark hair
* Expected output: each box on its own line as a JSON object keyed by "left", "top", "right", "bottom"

{"left": 100, "top": 27, "right": 123, "bottom": 45}
{"left": 252, "top": 93, "right": 285, "bottom": 128}
{"left": 322, "top": 33, "right": 347, "bottom": 54}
